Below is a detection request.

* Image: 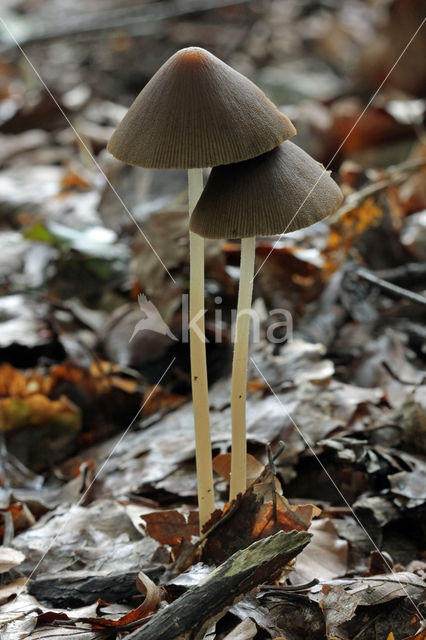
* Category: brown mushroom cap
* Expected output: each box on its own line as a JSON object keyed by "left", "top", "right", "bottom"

{"left": 107, "top": 47, "right": 296, "bottom": 169}
{"left": 189, "top": 141, "right": 344, "bottom": 238}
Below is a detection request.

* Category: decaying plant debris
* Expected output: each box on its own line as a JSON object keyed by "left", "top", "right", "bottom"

{"left": 0, "top": 0, "right": 426, "bottom": 639}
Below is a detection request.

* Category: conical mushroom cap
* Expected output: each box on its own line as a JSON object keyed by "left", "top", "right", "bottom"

{"left": 107, "top": 47, "right": 296, "bottom": 169}
{"left": 189, "top": 141, "right": 343, "bottom": 238}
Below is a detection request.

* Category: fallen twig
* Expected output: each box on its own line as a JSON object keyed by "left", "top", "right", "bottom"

{"left": 259, "top": 578, "right": 319, "bottom": 592}
{"left": 374, "top": 262, "right": 426, "bottom": 286}
{"left": 331, "top": 156, "right": 426, "bottom": 220}
{"left": 356, "top": 266, "right": 426, "bottom": 306}
{"left": 127, "top": 530, "right": 311, "bottom": 640}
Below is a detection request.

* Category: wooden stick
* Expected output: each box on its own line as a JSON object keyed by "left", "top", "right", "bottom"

{"left": 330, "top": 157, "right": 426, "bottom": 221}
{"left": 356, "top": 266, "right": 426, "bottom": 305}
{"left": 127, "top": 530, "right": 311, "bottom": 640}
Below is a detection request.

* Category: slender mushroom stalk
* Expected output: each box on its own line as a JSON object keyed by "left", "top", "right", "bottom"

{"left": 107, "top": 47, "right": 296, "bottom": 530}
{"left": 188, "top": 168, "right": 214, "bottom": 524}
{"left": 230, "top": 236, "right": 256, "bottom": 499}
{"left": 190, "top": 141, "right": 344, "bottom": 500}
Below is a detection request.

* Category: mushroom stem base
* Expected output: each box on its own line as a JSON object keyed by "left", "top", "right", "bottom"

{"left": 230, "top": 235, "right": 256, "bottom": 500}
{"left": 188, "top": 168, "right": 215, "bottom": 531}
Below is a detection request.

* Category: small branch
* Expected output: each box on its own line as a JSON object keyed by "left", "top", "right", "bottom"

{"left": 330, "top": 156, "right": 426, "bottom": 220}
{"left": 127, "top": 530, "right": 311, "bottom": 640}
{"left": 272, "top": 440, "right": 286, "bottom": 462}
{"left": 374, "top": 262, "right": 426, "bottom": 287}
{"left": 356, "top": 266, "right": 426, "bottom": 306}
{"left": 259, "top": 578, "right": 319, "bottom": 593}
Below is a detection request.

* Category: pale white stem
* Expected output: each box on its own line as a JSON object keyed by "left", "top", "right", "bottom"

{"left": 188, "top": 168, "right": 215, "bottom": 531}
{"left": 230, "top": 236, "right": 256, "bottom": 500}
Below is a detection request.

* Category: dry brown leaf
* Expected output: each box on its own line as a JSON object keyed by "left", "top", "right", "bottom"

{"left": 7, "top": 360, "right": 138, "bottom": 399}
{"left": 325, "top": 102, "right": 413, "bottom": 157}
{"left": 213, "top": 453, "right": 282, "bottom": 501}
{"left": 81, "top": 571, "right": 163, "bottom": 629}
{"left": 135, "top": 571, "right": 164, "bottom": 618}
{"left": 405, "top": 631, "right": 426, "bottom": 640}
{"left": 60, "top": 170, "right": 91, "bottom": 192}
{"left": 252, "top": 499, "right": 320, "bottom": 539}
{"left": 0, "top": 502, "right": 35, "bottom": 538}
{"left": 247, "top": 380, "right": 268, "bottom": 392}
{"left": 0, "top": 364, "right": 52, "bottom": 398}
{"left": 52, "top": 361, "right": 138, "bottom": 395}
{"left": 142, "top": 510, "right": 199, "bottom": 547}
{"left": 213, "top": 452, "right": 264, "bottom": 486}
{"left": 203, "top": 471, "right": 319, "bottom": 564}
{"left": 323, "top": 198, "right": 383, "bottom": 276}
{"left": 141, "top": 385, "right": 186, "bottom": 416}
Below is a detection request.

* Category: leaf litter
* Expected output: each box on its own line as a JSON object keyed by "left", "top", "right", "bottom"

{"left": 0, "top": 0, "right": 426, "bottom": 638}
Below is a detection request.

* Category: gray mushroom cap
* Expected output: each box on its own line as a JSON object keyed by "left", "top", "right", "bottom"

{"left": 107, "top": 47, "right": 296, "bottom": 169}
{"left": 189, "top": 141, "right": 344, "bottom": 238}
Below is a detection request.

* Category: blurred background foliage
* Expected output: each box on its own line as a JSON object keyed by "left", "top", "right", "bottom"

{"left": 0, "top": 0, "right": 425, "bottom": 466}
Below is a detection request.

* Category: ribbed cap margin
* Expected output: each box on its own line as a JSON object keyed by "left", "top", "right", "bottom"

{"left": 189, "top": 141, "right": 344, "bottom": 238}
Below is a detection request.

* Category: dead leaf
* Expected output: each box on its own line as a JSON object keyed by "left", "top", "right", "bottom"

{"left": 366, "top": 550, "right": 393, "bottom": 576}
{"left": 0, "top": 577, "right": 28, "bottom": 605}
{"left": 324, "top": 198, "right": 383, "bottom": 276}
{"left": 389, "top": 467, "right": 426, "bottom": 502}
{"left": 290, "top": 519, "right": 348, "bottom": 584}
{"left": 223, "top": 617, "right": 258, "bottom": 640}
{"left": 60, "top": 170, "right": 91, "bottom": 192}
{"left": 0, "top": 547, "right": 25, "bottom": 573}
{"left": 213, "top": 452, "right": 264, "bottom": 486}
{"left": 142, "top": 509, "right": 199, "bottom": 547}
{"left": 310, "top": 571, "right": 426, "bottom": 607}
{"left": 0, "top": 363, "right": 52, "bottom": 398}
{"left": 319, "top": 583, "right": 361, "bottom": 639}
{"left": 203, "top": 469, "right": 319, "bottom": 564}
{"left": 313, "top": 572, "right": 426, "bottom": 640}
{"left": 404, "top": 631, "right": 426, "bottom": 640}
{"left": 80, "top": 571, "right": 163, "bottom": 628}
{"left": 26, "top": 629, "right": 104, "bottom": 639}
{"left": 0, "top": 393, "right": 81, "bottom": 433}
{"left": 0, "top": 502, "right": 36, "bottom": 538}
{"left": 136, "top": 570, "right": 164, "bottom": 616}
{"left": 142, "top": 385, "right": 186, "bottom": 416}
{"left": 253, "top": 498, "right": 320, "bottom": 540}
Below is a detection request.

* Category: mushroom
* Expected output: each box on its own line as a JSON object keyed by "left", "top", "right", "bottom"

{"left": 190, "top": 141, "right": 344, "bottom": 500}
{"left": 107, "top": 47, "right": 296, "bottom": 529}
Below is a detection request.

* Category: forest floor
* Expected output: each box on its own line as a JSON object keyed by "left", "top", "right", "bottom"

{"left": 0, "top": 1, "right": 425, "bottom": 638}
